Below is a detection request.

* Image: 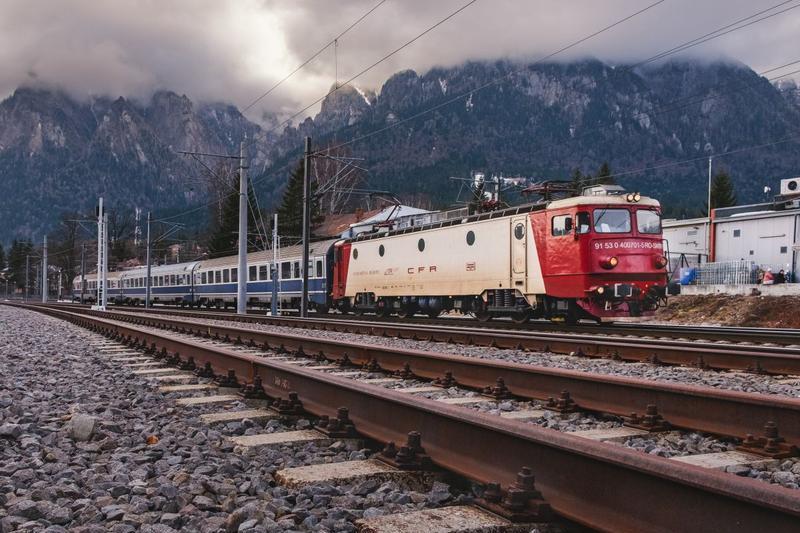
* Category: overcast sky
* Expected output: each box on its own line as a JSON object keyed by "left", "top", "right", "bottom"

{"left": 2, "top": 0, "right": 798, "bottom": 122}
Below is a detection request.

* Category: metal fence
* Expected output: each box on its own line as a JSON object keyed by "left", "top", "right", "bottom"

{"left": 694, "top": 260, "right": 757, "bottom": 285}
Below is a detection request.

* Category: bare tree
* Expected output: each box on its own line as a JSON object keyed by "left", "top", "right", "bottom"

{"left": 312, "top": 143, "right": 365, "bottom": 215}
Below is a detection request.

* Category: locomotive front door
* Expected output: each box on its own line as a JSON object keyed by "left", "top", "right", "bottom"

{"left": 511, "top": 216, "right": 528, "bottom": 291}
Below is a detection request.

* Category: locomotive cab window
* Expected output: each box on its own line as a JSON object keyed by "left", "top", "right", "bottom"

{"left": 637, "top": 210, "right": 661, "bottom": 234}
{"left": 577, "top": 212, "right": 591, "bottom": 234}
{"left": 593, "top": 209, "right": 631, "bottom": 233}
{"left": 551, "top": 215, "right": 573, "bottom": 236}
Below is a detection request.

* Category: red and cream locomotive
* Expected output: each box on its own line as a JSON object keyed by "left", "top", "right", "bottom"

{"left": 331, "top": 184, "right": 667, "bottom": 323}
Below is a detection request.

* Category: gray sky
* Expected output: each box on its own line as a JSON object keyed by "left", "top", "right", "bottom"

{"left": 2, "top": 0, "right": 798, "bottom": 122}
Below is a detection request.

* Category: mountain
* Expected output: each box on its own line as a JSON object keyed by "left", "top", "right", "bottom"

{"left": 256, "top": 59, "right": 800, "bottom": 219}
{"left": 2, "top": 58, "right": 800, "bottom": 244}
{"left": 0, "top": 88, "right": 264, "bottom": 243}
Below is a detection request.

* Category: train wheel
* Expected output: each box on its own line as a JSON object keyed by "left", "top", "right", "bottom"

{"left": 474, "top": 309, "right": 492, "bottom": 322}
{"left": 511, "top": 309, "right": 531, "bottom": 325}
{"left": 397, "top": 306, "right": 413, "bottom": 319}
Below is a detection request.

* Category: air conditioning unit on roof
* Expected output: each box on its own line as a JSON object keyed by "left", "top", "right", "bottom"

{"left": 780, "top": 177, "right": 800, "bottom": 196}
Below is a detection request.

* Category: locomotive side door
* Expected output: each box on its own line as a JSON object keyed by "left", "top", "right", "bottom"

{"left": 511, "top": 216, "right": 528, "bottom": 291}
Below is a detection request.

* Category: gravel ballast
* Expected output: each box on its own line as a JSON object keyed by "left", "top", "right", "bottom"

{"left": 141, "top": 312, "right": 800, "bottom": 398}
{"left": 0, "top": 306, "right": 476, "bottom": 532}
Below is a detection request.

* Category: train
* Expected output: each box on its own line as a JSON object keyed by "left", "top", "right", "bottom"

{"left": 73, "top": 184, "right": 668, "bottom": 323}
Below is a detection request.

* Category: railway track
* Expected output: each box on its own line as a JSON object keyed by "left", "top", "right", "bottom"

{"left": 50, "top": 303, "right": 800, "bottom": 374}
{"left": 13, "top": 301, "right": 800, "bottom": 531}
{"left": 61, "top": 301, "right": 800, "bottom": 345}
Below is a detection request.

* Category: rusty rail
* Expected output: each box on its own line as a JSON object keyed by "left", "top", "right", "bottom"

{"left": 46, "top": 303, "right": 800, "bottom": 374}
{"left": 39, "top": 304, "right": 800, "bottom": 446}
{"left": 16, "top": 303, "right": 800, "bottom": 532}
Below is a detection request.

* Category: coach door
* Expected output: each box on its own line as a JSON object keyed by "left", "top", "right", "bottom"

{"left": 511, "top": 217, "right": 527, "bottom": 290}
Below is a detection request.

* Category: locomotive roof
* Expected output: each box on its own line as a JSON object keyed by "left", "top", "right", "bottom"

{"left": 347, "top": 194, "right": 658, "bottom": 244}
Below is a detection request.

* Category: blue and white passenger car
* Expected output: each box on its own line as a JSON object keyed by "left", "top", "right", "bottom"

{"left": 72, "top": 239, "right": 337, "bottom": 311}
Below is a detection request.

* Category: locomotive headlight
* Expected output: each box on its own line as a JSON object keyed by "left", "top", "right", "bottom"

{"left": 654, "top": 256, "right": 668, "bottom": 269}
{"left": 596, "top": 286, "right": 605, "bottom": 294}
{"left": 633, "top": 192, "right": 641, "bottom": 202}
{"left": 625, "top": 193, "right": 634, "bottom": 202}
{"left": 600, "top": 256, "right": 619, "bottom": 269}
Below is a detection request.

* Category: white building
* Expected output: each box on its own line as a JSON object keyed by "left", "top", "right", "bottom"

{"left": 663, "top": 177, "right": 800, "bottom": 280}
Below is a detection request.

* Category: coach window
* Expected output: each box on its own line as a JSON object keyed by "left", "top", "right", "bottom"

{"left": 593, "top": 209, "right": 631, "bottom": 233}
{"left": 316, "top": 260, "right": 323, "bottom": 277}
{"left": 215, "top": 271, "right": 221, "bottom": 284}
{"left": 466, "top": 230, "right": 475, "bottom": 245}
{"left": 379, "top": 244, "right": 385, "bottom": 257}
{"left": 223, "top": 270, "right": 230, "bottom": 283}
{"left": 551, "top": 215, "right": 573, "bottom": 237}
{"left": 281, "top": 262, "right": 291, "bottom": 279}
{"left": 259, "top": 265, "right": 268, "bottom": 280}
{"left": 418, "top": 238, "right": 425, "bottom": 252}
{"left": 637, "top": 210, "right": 661, "bottom": 234}
{"left": 293, "top": 261, "right": 300, "bottom": 278}
{"left": 201, "top": 272, "right": 207, "bottom": 284}
{"left": 249, "top": 266, "right": 256, "bottom": 281}
{"left": 170, "top": 275, "right": 176, "bottom": 285}
{"left": 231, "top": 268, "right": 238, "bottom": 283}
{"left": 576, "top": 212, "right": 591, "bottom": 234}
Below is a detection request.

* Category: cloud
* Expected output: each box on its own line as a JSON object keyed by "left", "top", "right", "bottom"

{"left": 1, "top": 0, "right": 798, "bottom": 122}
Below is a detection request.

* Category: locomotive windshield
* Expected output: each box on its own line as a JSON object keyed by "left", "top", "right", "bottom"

{"left": 593, "top": 209, "right": 631, "bottom": 233}
{"left": 636, "top": 210, "right": 661, "bottom": 234}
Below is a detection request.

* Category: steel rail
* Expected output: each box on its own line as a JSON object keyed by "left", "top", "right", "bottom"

{"left": 46, "top": 303, "right": 800, "bottom": 375}
{"left": 18, "top": 303, "right": 800, "bottom": 532}
{"left": 44, "top": 305, "right": 800, "bottom": 445}
{"left": 54, "top": 302, "right": 800, "bottom": 344}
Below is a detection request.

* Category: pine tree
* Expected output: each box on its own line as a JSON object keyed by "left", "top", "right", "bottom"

{"left": 7, "top": 239, "right": 33, "bottom": 289}
{"left": 595, "top": 162, "right": 614, "bottom": 185}
{"left": 206, "top": 172, "right": 263, "bottom": 258}
{"left": 276, "top": 161, "right": 321, "bottom": 239}
{"left": 710, "top": 170, "right": 737, "bottom": 209}
{"left": 570, "top": 168, "right": 584, "bottom": 194}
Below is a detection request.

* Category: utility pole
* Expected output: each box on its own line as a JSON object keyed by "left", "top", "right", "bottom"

{"left": 80, "top": 242, "right": 86, "bottom": 304}
{"left": 145, "top": 211, "right": 152, "bottom": 308}
{"left": 707, "top": 156, "right": 713, "bottom": 261}
{"left": 94, "top": 197, "right": 108, "bottom": 310}
{"left": 301, "top": 136, "right": 312, "bottom": 318}
{"left": 102, "top": 211, "right": 109, "bottom": 309}
{"left": 237, "top": 140, "right": 248, "bottom": 315}
{"left": 25, "top": 255, "right": 29, "bottom": 302}
{"left": 41, "top": 235, "right": 48, "bottom": 303}
{"left": 271, "top": 213, "right": 279, "bottom": 316}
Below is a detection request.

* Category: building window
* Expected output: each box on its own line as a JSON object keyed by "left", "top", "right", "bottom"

{"left": 551, "top": 215, "right": 573, "bottom": 237}
{"left": 466, "top": 230, "right": 475, "bottom": 246}
{"left": 781, "top": 246, "right": 788, "bottom": 254}
{"left": 379, "top": 244, "right": 385, "bottom": 256}
{"left": 418, "top": 238, "right": 425, "bottom": 252}
{"left": 733, "top": 229, "right": 741, "bottom": 237}
{"left": 749, "top": 250, "right": 754, "bottom": 255}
